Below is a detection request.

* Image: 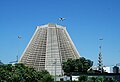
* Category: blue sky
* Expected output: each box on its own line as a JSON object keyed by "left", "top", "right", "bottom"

{"left": 0, "top": 0, "right": 120, "bottom": 66}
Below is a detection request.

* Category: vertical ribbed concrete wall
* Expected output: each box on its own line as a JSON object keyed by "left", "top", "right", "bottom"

{"left": 19, "top": 23, "right": 80, "bottom": 75}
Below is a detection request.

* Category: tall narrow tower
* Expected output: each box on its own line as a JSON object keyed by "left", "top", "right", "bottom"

{"left": 98, "top": 38, "right": 103, "bottom": 73}
{"left": 19, "top": 23, "right": 80, "bottom": 75}
{"left": 98, "top": 46, "right": 103, "bottom": 72}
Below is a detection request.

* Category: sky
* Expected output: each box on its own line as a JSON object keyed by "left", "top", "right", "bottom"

{"left": 0, "top": 0, "right": 120, "bottom": 66}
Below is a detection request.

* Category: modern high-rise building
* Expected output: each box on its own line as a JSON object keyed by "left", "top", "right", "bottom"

{"left": 19, "top": 23, "right": 80, "bottom": 75}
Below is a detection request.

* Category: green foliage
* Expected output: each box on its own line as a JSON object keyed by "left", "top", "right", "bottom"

{"left": 62, "top": 57, "right": 93, "bottom": 74}
{"left": 0, "top": 63, "right": 53, "bottom": 82}
{"left": 108, "top": 78, "right": 118, "bottom": 82}
{"left": 89, "top": 77, "right": 97, "bottom": 82}
{"left": 62, "top": 59, "right": 75, "bottom": 74}
{"left": 40, "top": 73, "right": 53, "bottom": 82}
{"left": 57, "top": 81, "right": 78, "bottom": 82}
{"left": 88, "top": 77, "right": 118, "bottom": 82}
{"left": 96, "top": 77, "right": 104, "bottom": 82}
{"left": 78, "top": 75, "right": 88, "bottom": 82}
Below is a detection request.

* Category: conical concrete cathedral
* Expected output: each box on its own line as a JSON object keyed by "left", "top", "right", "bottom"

{"left": 19, "top": 23, "right": 80, "bottom": 75}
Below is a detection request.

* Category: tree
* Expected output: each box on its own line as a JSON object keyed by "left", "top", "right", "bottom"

{"left": 0, "top": 63, "right": 53, "bottom": 82}
{"left": 108, "top": 78, "right": 118, "bottom": 82}
{"left": 96, "top": 77, "right": 104, "bottom": 82}
{"left": 62, "top": 57, "right": 93, "bottom": 74}
{"left": 90, "top": 77, "right": 97, "bottom": 82}
{"left": 40, "top": 73, "right": 53, "bottom": 82}
{"left": 78, "top": 75, "right": 88, "bottom": 82}
{"left": 62, "top": 57, "right": 93, "bottom": 81}
{"left": 75, "top": 57, "right": 93, "bottom": 73}
{"left": 62, "top": 59, "right": 76, "bottom": 75}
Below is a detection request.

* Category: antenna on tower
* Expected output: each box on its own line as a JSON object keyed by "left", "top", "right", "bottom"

{"left": 98, "top": 38, "right": 104, "bottom": 73}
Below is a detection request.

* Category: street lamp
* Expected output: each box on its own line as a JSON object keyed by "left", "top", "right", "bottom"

{"left": 9, "top": 36, "right": 22, "bottom": 64}
{"left": 17, "top": 35, "right": 22, "bottom": 63}
{"left": 53, "top": 59, "right": 57, "bottom": 82}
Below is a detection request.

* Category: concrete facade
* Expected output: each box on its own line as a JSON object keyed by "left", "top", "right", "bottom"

{"left": 19, "top": 23, "right": 80, "bottom": 75}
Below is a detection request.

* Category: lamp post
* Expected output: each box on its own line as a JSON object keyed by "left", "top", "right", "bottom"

{"left": 54, "top": 59, "right": 57, "bottom": 82}
{"left": 17, "top": 36, "right": 22, "bottom": 63}
{"left": 9, "top": 36, "right": 22, "bottom": 64}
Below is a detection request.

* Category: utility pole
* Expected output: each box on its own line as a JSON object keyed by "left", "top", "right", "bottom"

{"left": 53, "top": 59, "right": 57, "bottom": 82}
{"left": 9, "top": 36, "right": 22, "bottom": 64}
{"left": 17, "top": 35, "right": 22, "bottom": 63}
{"left": 54, "top": 59, "right": 57, "bottom": 82}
